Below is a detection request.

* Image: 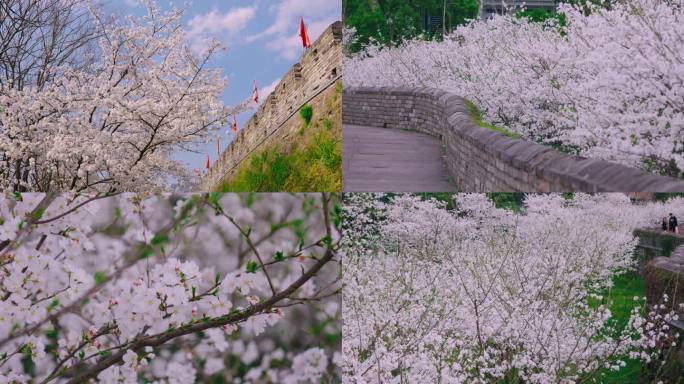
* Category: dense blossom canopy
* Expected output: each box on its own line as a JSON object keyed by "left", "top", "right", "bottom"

{"left": 344, "top": 0, "right": 684, "bottom": 176}
{"left": 342, "top": 193, "right": 683, "bottom": 383}
{"left": 0, "top": 193, "right": 341, "bottom": 383}
{"left": 0, "top": 0, "right": 248, "bottom": 193}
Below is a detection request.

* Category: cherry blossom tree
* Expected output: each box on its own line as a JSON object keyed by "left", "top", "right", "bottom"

{"left": 344, "top": 0, "right": 684, "bottom": 177}
{"left": 0, "top": 192, "right": 341, "bottom": 383}
{"left": 0, "top": 0, "right": 248, "bottom": 193}
{"left": 342, "top": 193, "right": 683, "bottom": 383}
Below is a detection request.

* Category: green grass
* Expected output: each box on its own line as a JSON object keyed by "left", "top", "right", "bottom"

{"left": 218, "top": 87, "right": 342, "bottom": 192}
{"left": 599, "top": 272, "right": 645, "bottom": 331}
{"left": 218, "top": 130, "right": 341, "bottom": 192}
{"left": 464, "top": 99, "right": 589, "bottom": 155}
{"left": 465, "top": 99, "right": 522, "bottom": 139}
{"left": 586, "top": 271, "right": 645, "bottom": 383}
{"left": 585, "top": 272, "right": 644, "bottom": 338}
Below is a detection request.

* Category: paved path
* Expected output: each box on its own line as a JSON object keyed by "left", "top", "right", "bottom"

{"left": 343, "top": 124, "right": 456, "bottom": 192}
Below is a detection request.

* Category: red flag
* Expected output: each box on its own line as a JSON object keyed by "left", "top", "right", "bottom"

{"left": 253, "top": 80, "right": 259, "bottom": 104}
{"left": 216, "top": 137, "right": 221, "bottom": 160}
{"left": 231, "top": 115, "right": 238, "bottom": 133}
{"left": 299, "top": 17, "right": 311, "bottom": 49}
{"left": 205, "top": 154, "right": 211, "bottom": 170}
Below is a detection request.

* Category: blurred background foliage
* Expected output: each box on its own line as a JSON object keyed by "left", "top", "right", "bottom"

{"left": 343, "top": 0, "right": 620, "bottom": 53}
{"left": 343, "top": 0, "right": 478, "bottom": 52}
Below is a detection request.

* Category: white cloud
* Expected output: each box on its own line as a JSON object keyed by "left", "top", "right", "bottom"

{"left": 264, "top": 18, "right": 336, "bottom": 60}
{"left": 258, "top": 78, "right": 281, "bottom": 103}
{"left": 187, "top": 7, "right": 257, "bottom": 40}
{"left": 123, "top": 0, "right": 141, "bottom": 6}
{"left": 248, "top": 0, "right": 340, "bottom": 59}
{"left": 261, "top": 0, "right": 339, "bottom": 37}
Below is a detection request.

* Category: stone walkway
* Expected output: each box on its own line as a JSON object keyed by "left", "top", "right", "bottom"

{"left": 343, "top": 124, "right": 456, "bottom": 192}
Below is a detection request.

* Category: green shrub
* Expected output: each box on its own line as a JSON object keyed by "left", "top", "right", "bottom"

{"left": 486, "top": 193, "right": 525, "bottom": 212}
{"left": 653, "top": 192, "right": 684, "bottom": 202}
{"left": 300, "top": 104, "right": 313, "bottom": 127}
{"left": 270, "top": 152, "right": 290, "bottom": 187}
{"left": 642, "top": 156, "right": 682, "bottom": 179}
{"left": 515, "top": 9, "right": 566, "bottom": 26}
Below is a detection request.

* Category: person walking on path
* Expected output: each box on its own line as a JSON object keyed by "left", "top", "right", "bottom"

{"left": 668, "top": 213, "right": 679, "bottom": 234}
{"left": 662, "top": 216, "right": 668, "bottom": 231}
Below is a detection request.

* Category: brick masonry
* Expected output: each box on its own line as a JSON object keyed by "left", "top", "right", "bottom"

{"left": 343, "top": 86, "right": 684, "bottom": 192}
{"left": 200, "top": 21, "right": 342, "bottom": 191}
{"left": 641, "top": 233, "right": 684, "bottom": 372}
{"left": 645, "top": 242, "right": 684, "bottom": 311}
{"left": 635, "top": 228, "right": 684, "bottom": 268}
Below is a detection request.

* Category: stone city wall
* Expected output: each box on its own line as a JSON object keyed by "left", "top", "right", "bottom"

{"left": 643, "top": 238, "right": 684, "bottom": 374}
{"left": 343, "top": 86, "right": 684, "bottom": 192}
{"left": 201, "top": 21, "right": 342, "bottom": 191}
{"left": 635, "top": 228, "right": 684, "bottom": 268}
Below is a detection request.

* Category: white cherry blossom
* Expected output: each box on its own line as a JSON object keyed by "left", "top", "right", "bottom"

{"left": 0, "top": 192, "right": 341, "bottom": 383}
{"left": 344, "top": 0, "right": 684, "bottom": 175}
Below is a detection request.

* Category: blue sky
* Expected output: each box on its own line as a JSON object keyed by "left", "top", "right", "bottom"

{"left": 106, "top": 0, "right": 341, "bottom": 173}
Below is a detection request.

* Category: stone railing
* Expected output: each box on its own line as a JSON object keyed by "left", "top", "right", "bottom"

{"left": 646, "top": 243, "right": 684, "bottom": 305}
{"left": 635, "top": 228, "right": 684, "bottom": 268}
{"left": 342, "top": 86, "right": 684, "bottom": 192}
{"left": 639, "top": 237, "right": 684, "bottom": 383}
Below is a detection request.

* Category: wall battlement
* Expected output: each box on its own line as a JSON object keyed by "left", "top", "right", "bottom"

{"left": 201, "top": 21, "right": 342, "bottom": 191}
{"left": 343, "top": 86, "right": 684, "bottom": 192}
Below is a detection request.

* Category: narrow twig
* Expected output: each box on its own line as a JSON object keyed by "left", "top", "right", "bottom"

{"left": 63, "top": 248, "right": 336, "bottom": 384}
{"left": 204, "top": 197, "right": 277, "bottom": 296}
{"left": 34, "top": 193, "right": 122, "bottom": 225}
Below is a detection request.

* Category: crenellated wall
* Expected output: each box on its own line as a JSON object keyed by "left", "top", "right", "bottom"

{"left": 343, "top": 86, "right": 684, "bottom": 192}
{"left": 200, "top": 21, "right": 342, "bottom": 191}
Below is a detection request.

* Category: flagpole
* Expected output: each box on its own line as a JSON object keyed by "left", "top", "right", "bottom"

{"left": 216, "top": 136, "right": 221, "bottom": 161}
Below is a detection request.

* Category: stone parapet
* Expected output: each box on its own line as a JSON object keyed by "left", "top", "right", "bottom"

{"left": 343, "top": 86, "right": 684, "bottom": 192}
